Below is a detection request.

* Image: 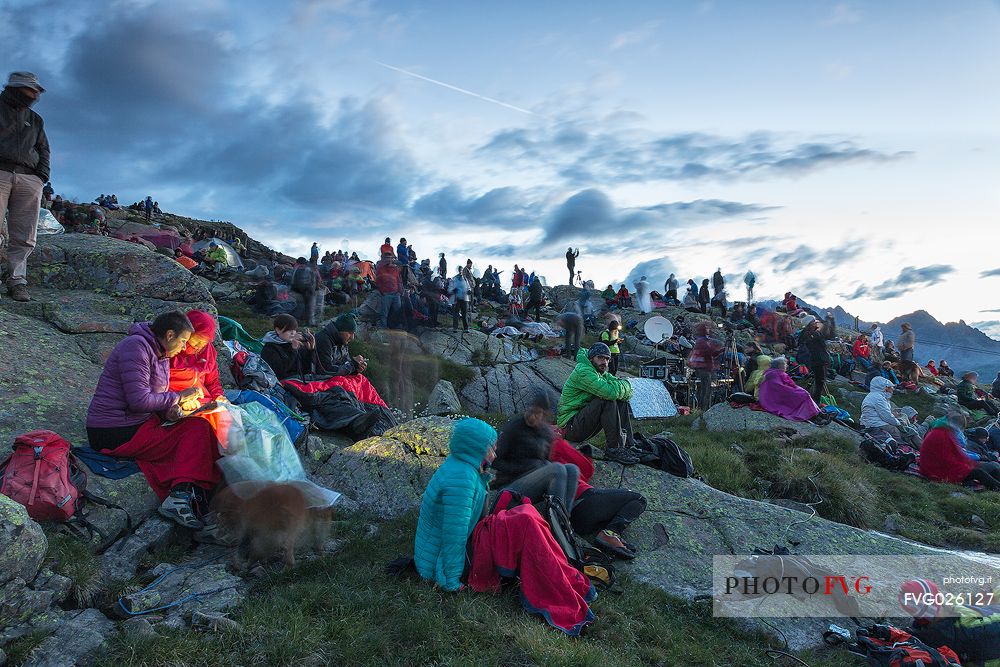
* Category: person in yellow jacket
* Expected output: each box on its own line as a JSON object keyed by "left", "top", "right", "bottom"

{"left": 599, "top": 320, "right": 622, "bottom": 375}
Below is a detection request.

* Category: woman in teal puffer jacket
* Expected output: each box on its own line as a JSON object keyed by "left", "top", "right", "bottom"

{"left": 414, "top": 418, "right": 497, "bottom": 591}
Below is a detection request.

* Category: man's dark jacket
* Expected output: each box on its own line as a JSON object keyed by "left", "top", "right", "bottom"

{"left": 0, "top": 88, "right": 49, "bottom": 181}
{"left": 491, "top": 415, "right": 553, "bottom": 486}
{"left": 313, "top": 323, "right": 357, "bottom": 376}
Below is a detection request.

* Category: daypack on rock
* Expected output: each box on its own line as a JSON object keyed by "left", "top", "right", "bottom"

{"left": 1, "top": 431, "right": 80, "bottom": 522}
{"left": 634, "top": 433, "right": 695, "bottom": 477}
{"left": 860, "top": 434, "right": 916, "bottom": 471}
{"left": 291, "top": 266, "right": 314, "bottom": 292}
{"left": 851, "top": 624, "right": 961, "bottom": 666}
{"left": 0, "top": 431, "right": 130, "bottom": 542}
{"left": 225, "top": 340, "right": 278, "bottom": 392}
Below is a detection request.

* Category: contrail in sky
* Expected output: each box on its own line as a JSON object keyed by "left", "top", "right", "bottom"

{"left": 372, "top": 59, "right": 538, "bottom": 117}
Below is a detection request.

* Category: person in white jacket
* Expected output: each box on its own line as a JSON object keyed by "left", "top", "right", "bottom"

{"left": 869, "top": 324, "right": 884, "bottom": 360}
{"left": 633, "top": 276, "right": 651, "bottom": 314}
{"left": 861, "top": 376, "right": 920, "bottom": 445}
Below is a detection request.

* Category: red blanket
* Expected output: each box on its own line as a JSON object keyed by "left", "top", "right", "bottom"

{"left": 918, "top": 427, "right": 975, "bottom": 484}
{"left": 469, "top": 502, "right": 596, "bottom": 636}
{"left": 111, "top": 414, "right": 221, "bottom": 500}
{"left": 282, "top": 375, "right": 388, "bottom": 407}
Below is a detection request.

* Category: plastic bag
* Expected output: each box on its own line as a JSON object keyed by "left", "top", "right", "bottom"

{"left": 215, "top": 402, "right": 340, "bottom": 508}
{"left": 37, "top": 208, "right": 64, "bottom": 235}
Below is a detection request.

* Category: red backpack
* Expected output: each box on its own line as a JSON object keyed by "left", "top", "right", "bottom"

{"left": 0, "top": 431, "right": 130, "bottom": 542}
{"left": 1, "top": 431, "right": 81, "bottom": 522}
{"left": 852, "top": 625, "right": 962, "bottom": 666}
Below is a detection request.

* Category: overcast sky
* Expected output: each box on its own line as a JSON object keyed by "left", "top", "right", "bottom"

{"left": 6, "top": 0, "right": 1000, "bottom": 332}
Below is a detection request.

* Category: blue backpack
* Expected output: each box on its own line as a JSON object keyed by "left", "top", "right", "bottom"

{"left": 226, "top": 389, "right": 309, "bottom": 445}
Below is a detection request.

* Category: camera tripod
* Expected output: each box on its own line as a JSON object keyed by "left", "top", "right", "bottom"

{"left": 720, "top": 330, "right": 745, "bottom": 394}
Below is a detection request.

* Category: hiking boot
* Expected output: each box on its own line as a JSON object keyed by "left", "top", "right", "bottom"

{"left": 7, "top": 283, "right": 30, "bottom": 302}
{"left": 605, "top": 447, "right": 641, "bottom": 465}
{"left": 595, "top": 529, "right": 637, "bottom": 559}
{"left": 158, "top": 489, "right": 204, "bottom": 529}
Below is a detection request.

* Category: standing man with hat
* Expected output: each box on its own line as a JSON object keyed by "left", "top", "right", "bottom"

{"left": 1, "top": 72, "right": 49, "bottom": 302}
{"left": 897, "top": 322, "right": 916, "bottom": 362}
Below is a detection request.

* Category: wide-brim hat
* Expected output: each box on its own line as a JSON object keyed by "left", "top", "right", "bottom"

{"left": 6, "top": 71, "right": 44, "bottom": 92}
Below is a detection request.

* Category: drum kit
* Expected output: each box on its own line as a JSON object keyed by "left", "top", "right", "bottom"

{"left": 643, "top": 315, "right": 734, "bottom": 408}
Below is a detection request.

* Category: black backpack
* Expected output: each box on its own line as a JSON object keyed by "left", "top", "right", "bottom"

{"left": 634, "top": 433, "right": 695, "bottom": 477}
{"left": 291, "top": 266, "right": 314, "bottom": 292}
{"left": 860, "top": 434, "right": 915, "bottom": 471}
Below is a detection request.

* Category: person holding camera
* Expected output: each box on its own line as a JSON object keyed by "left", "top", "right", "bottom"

{"left": 260, "top": 313, "right": 316, "bottom": 380}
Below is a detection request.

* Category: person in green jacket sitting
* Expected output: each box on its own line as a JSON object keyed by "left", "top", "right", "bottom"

{"left": 557, "top": 343, "right": 639, "bottom": 465}
{"left": 958, "top": 371, "right": 1000, "bottom": 417}
{"left": 414, "top": 418, "right": 497, "bottom": 591}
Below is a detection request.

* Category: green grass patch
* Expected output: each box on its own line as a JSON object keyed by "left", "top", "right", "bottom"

{"left": 634, "top": 420, "right": 1000, "bottom": 552}
{"left": 4, "top": 631, "right": 50, "bottom": 665}
{"left": 214, "top": 301, "right": 274, "bottom": 339}
{"left": 96, "top": 514, "right": 842, "bottom": 667}
{"left": 43, "top": 533, "right": 104, "bottom": 607}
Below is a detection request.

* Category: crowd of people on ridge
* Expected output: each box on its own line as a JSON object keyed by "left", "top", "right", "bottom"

{"left": 5, "top": 69, "right": 1000, "bottom": 651}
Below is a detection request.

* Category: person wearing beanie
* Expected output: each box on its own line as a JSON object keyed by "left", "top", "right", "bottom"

{"left": 493, "top": 389, "right": 580, "bottom": 512}
{"left": 556, "top": 343, "right": 639, "bottom": 464}
{"left": 1, "top": 71, "right": 49, "bottom": 302}
{"left": 311, "top": 312, "right": 389, "bottom": 415}
{"left": 501, "top": 385, "right": 646, "bottom": 559}
{"left": 415, "top": 418, "right": 498, "bottom": 591}
{"left": 314, "top": 313, "right": 364, "bottom": 376}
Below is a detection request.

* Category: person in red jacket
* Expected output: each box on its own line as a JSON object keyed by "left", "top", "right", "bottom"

{"left": 169, "top": 310, "right": 229, "bottom": 438}
{"left": 688, "top": 322, "right": 724, "bottom": 410}
{"left": 926, "top": 359, "right": 940, "bottom": 376}
{"left": 918, "top": 413, "right": 1000, "bottom": 490}
{"left": 168, "top": 310, "right": 224, "bottom": 402}
{"left": 375, "top": 254, "right": 403, "bottom": 328}
{"left": 379, "top": 236, "right": 393, "bottom": 258}
{"left": 852, "top": 334, "right": 873, "bottom": 371}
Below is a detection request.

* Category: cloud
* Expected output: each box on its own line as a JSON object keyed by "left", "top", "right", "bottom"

{"left": 477, "top": 124, "right": 909, "bottom": 187}
{"left": 543, "top": 189, "right": 771, "bottom": 242}
{"left": 25, "top": 3, "right": 425, "bottom": 228}
{"left": 608, "top": 21, "right": 661, "bottom": 51}
{"left": 770, "top": 242, "right": 859, "bottom": 273}
{"left": 970, "top": 321, "right": 1000, "bottom": 341}
{"left": 823, "top": 2, "right": 862, "bottom": 26}
{"left": 839, "top": 265, "right": 955, "bottom": 301}
{"left": 980, "top": 268, "right": 1000, "bottom": 278}
{"left": 621, "top": 258, "right": 678, "bottom": 292}
{"left": 411, "top": 184, "right": 539, "bottom": 227}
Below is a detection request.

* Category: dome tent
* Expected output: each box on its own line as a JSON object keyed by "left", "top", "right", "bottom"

{"left": 193, "top": 237, "right": 244, "bottom": 268}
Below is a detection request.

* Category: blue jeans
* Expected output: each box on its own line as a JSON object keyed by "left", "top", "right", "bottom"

{"left": 380, "top": 292, "right": 400, "bottom": 327}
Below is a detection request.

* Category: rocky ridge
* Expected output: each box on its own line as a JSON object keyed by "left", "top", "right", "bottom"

{"left": 0, "top": 225, "right": 988, "bottom": 663}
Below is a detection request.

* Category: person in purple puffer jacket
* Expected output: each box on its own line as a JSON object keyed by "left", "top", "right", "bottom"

{"left": 86, "top": 311, "right": 221, "bottom": 531}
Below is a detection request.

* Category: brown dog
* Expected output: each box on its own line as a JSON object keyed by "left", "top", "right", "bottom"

{"left": 896, "top": 360, "right": 921, "bottom": 384}
{"left": 212, "top": 483, "right": 332, "bottom": 568}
